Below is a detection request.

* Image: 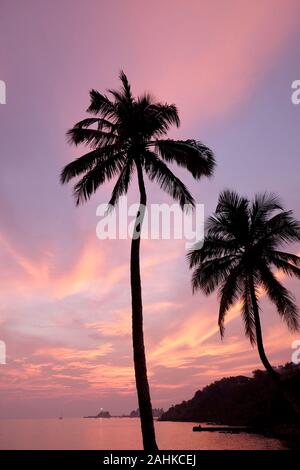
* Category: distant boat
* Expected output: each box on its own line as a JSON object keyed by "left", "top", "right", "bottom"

{"left": 193, "top": 425, "right": 254, "bottom": 433}
{"left": 59, "top": 411, "right": 63, "bottom": 420}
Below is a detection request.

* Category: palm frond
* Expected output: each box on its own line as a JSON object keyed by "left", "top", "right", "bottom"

{"left": 86, "top": 89, "right": 116, "bottom": 118}
{"left": 250, "top": 193, "right": 282, "bottom": 229}
{"left": 66, "top": 127, "right": 117, "bottom": 148}
{"left": 218, "top": 265, "right": 242, "bottom": 337}
{"left": 73, "top": 154, "right": 125, "bottom": 205}
{"left": 60, "top": 145, "right": 119, "bottom": 184}
{"left": 119, "top": 70, "right": 133, "bottom": 102}
{"left": 208, "top": 190, "right": 249, "bottom": 242}
{"left": 108, "top": 88, "right": 128, "bottom": 105}
{"left": 127, "top": 99, "right": 180, "bottom": 138}
{"left": 241, "top": 278, "right": 256, "bottom": 344}
{"left": 187, "top": 236, "right": 240, "bottom": 268}
{"left": 259, "top": 264, "right": 299, "bottom": 331}
{"left": 263, "top": 210, "right": 300, "bottom": 245}
{"left": 206, "top": 213, "right": 248, "bottom": 243}
{"left": 267, "top": 250, "right": 300, "bottom": 266}
{"left": 216, "top": 190, "right": 249, "bottom": 214}
{"left": 73, "top": 117, "right": 116, "bottom": 132}
{"left": 143, "top": 150, "right": 194, "bottom": 209}
{"left": 268, "top": 256, "right": 300, "bottom": 279}
{"left": 191, "top": 255, "right": 238, "bottom": 295}
{"left": 61, "top": 150, "right": 99, "bottom": 184}
{"left": 154, "top": 139, "right": 215, "bottom": 179}
{"left": 149, "top": 104, "right": 180, "bottom": 130}
{"left": 107, "top": 160, "right": 133, "bottom": 210}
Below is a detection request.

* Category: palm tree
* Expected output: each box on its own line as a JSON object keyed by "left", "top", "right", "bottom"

{"left": 60, "top": 71, "right": 215, "bottom": 450}
{"left": 188, "top": 190, "right": 300, "bottom": 416}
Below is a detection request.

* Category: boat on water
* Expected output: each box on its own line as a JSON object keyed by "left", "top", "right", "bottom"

{"left": 193, "top": 424, "right": 254, "bottom": 433}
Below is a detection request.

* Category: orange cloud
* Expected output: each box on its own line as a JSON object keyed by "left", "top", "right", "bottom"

{"left": 85, "top": 310, "right": 131, "bottom": 338}
{"left": 32, "top": 344, "right": 113, "bottom": 362}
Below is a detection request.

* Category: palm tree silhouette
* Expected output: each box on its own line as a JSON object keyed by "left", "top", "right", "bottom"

{"left": 60, "top": 71, "right": 215, "bottom": 450}
{"left": 188, "top": 190, "right": 300, "bottom": 416}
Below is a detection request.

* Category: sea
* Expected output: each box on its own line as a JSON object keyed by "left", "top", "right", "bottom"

{"left": 0, "top": 418, "right": 287, "bottom": 450}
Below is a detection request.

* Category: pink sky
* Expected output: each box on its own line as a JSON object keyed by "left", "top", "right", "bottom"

{"left": 1, "top": 0, "right": 300, "bottom": 417}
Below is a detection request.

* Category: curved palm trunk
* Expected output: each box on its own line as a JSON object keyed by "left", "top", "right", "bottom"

{"left": 249, "top": 276, "right": 300, "bottom": 418}
{"left": 130, "top": 161, "right": 158, "bottom": 450}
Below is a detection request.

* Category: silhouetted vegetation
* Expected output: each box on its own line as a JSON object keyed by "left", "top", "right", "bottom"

{"left": 84, "top": 410, "right": 111, "bottom": 418}
{"left": 160, "top": 363, "right": 300, "bottom": 426}
{"left": 129, "top": 408, "right": 164, "bottom": 418}
{"left": 188, "top": 191, "right": 300, "bottom": 415}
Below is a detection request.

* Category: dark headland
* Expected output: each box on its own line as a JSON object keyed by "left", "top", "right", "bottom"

{"left": 159, "top": 363, "right": 300, "bottom": 447}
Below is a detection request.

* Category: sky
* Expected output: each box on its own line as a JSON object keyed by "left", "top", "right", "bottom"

{"left": 0, "top": 0, "right": 300, "bottom": 418}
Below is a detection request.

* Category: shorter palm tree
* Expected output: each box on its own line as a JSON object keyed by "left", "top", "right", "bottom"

{"left": 188, "top": 190, "right": 300, "bottom": 415}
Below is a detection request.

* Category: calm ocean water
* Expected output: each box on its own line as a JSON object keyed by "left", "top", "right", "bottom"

{"left": 0, "top": 418, "right": 287, "bottom": 450}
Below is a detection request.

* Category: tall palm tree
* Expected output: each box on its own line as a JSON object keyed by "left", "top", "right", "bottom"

{"left": 60, "top": 71, "right": 215, "bottom": 450}
{"left": 188, "top": 190, "right": 300, "bottom": 416}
